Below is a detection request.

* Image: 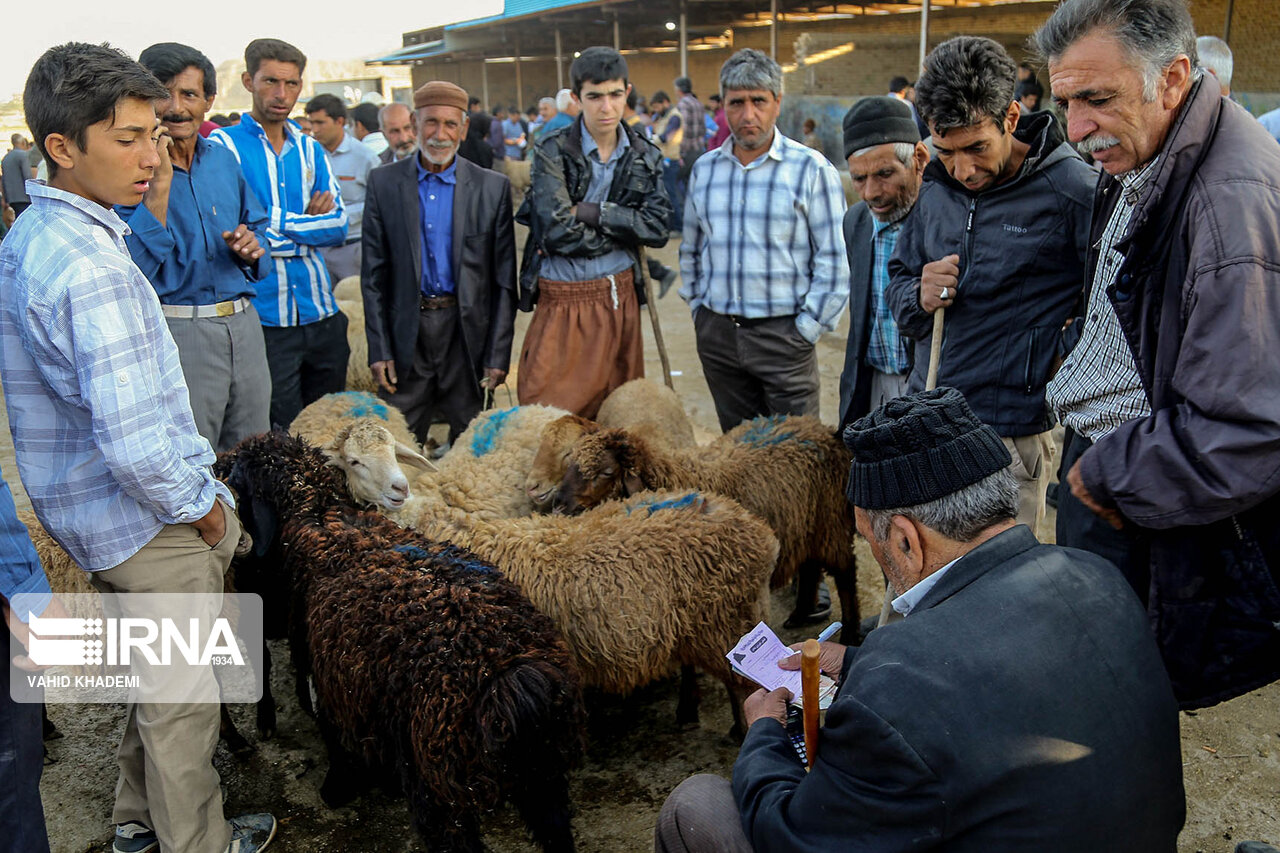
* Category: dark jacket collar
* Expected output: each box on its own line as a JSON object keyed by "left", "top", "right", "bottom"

{"left": 913, "top": 525, "right": 1040, "bottom": 612}
{"left": 923, "top": 111, "right": 1076, "bottom": 196}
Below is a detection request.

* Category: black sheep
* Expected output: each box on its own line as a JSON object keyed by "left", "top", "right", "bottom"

{"left": 216, "top": 431, "right": 584, "bottom": 852}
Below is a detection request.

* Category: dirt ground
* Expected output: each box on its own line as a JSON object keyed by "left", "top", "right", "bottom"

{"left": 12, "top": 234, "right": 1279, "bottom": 852}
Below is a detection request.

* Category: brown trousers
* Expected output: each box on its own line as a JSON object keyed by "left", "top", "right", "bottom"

{"left": 517, "top": 271, "right": 644, "bottom": 419}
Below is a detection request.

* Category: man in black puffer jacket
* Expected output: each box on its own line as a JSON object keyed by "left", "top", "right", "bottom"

{"left": 515, "top": 46, "right": 670, "bottom": 418}
{"left": 887, "top": 36, "right": 1094, "bottom": 537}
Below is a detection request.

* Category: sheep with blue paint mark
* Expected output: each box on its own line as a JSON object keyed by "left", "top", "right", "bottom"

{"left": 397, "top": 404, "right": 572, "bottom": 522}
{"left": 555, "top": 414, "right": 861, "bottom": 641}
{"left": 216, "top": 430, "right": 584, "bottom": 851}
{"left": 289, "top": 392, "right": 433, "bottom": 510}
{"left": 401, "top": 485, "right": 780, "bottom": 736}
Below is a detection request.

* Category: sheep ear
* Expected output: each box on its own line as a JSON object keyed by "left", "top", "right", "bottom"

{"left": 622, "top": 469, "right": 644, "bottom": 497}
{"left": 396, "top": 441, "right": 437, "bottom": 472}
{"left": 322, "top": 423, "right": 355, "bottom": 454}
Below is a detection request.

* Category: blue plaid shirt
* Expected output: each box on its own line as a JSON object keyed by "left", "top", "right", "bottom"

{"left": 679, "top": 131, "right": 849, "bottom": 343}
{"left": 0, "top": 182, "right": 232, "bottom": 571}
{"left": 211, "top": 115, "right": 347, "bottom": 327}
{"left": 866, "top": 218, "right": 910, "bottom": 374}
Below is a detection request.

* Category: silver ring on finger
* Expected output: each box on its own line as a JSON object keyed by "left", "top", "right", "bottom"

{"left": 940, "top": 287, "right": 950, "bottom": 301}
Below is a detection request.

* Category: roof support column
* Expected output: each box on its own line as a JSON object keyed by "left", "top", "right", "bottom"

{"left": 555, "top": 27, "right": 565, "bottom": 91}
{"left": 614, "top": 12, "right": 621, "bottom": 51}
{"left": 515, "top": 33, "right": 524, "bottom": 112}
{"left": 1224, "top": 0, "right": 1235, "bottom": 42}
{"left": 482, "top": 59, "right": 490, "bottom": 111}
{"left": 770, "top": 0, "right": 778, "bottom": 61}
{"left": 918, "top": 0, "right": 931, "bottom": 75}
{"left": 679, "top": 2, "right": 688, "bottom": 78}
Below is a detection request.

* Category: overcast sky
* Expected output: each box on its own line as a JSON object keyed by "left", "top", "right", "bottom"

{"left": 1, "top": 1, "right": 503, "bottom": 101}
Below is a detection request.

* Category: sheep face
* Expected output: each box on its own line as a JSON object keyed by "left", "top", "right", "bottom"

{"left": 525, "top": 415, "right": 600, "bottom": 513}
{"left": 323, "top": 421, "right": 434, "bottom": 510}
{"left": 553, "top": 429, "right": 642, "bottom": 515}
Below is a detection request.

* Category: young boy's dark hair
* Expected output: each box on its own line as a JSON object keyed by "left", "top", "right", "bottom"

{"left": 244, "top": 37, "right": 307, "bottom": 78}
{"left": 138, "top": 42, "right": 218, "bottom": 97}
{"left": 305, "top": 93, "right": 347, "bottom": 122}
{"left": 570, "top": 47, "right": 628, "bottom": 97}
{"left": 24, "top": 42, "right": 168, "bottom": 178}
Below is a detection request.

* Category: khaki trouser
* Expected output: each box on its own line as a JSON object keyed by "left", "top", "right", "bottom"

{"left": 89, "top": 501, "right": 239, "bottom": 853}
{"left": 1002, "top": 431, "right": 1056, "bottom": 540}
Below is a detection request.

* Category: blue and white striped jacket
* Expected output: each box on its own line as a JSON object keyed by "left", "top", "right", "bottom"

{"left": 211, "top": 114, "right": 347, "bottom": 327}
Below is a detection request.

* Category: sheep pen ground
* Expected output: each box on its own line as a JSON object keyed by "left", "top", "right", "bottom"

{"left": 15, "top": 234, "right": 1280, "bottom": 852}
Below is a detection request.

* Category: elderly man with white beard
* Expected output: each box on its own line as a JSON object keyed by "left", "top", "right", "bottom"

{"left": 359, "top": 80, "right": 518, "bottom": 446}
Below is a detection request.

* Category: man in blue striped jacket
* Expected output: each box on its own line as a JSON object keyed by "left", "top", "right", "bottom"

{"left": 212, "top": 38, "right": 349, "bottom": 428}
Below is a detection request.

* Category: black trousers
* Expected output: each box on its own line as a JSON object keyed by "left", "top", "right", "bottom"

{"left": 1, "top": 657, "right": 49, "bottom": 852}
{"left": 261, "top": 311, "right": 350, "bottom": 429}
{"left": 379, "top": 304, "right": 482, "bottom": 445}
{"left": 693, "top": 309, "right": 820, "bottom": 433}
{"left": 1056, "top": 427, "right": 1151, "bottom": 603}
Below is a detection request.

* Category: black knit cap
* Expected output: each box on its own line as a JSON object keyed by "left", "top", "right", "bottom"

{"left": 843, "top": 387, "right": 1011, "bottom": 510}
{"left": 842, "top": 96, "right": 920, "bottom": 160}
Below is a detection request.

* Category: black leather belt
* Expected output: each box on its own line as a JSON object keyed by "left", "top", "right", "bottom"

{"left": 725, "top": 312, "right": 792, "bottom": 328}
{"left": 420, "top": 293, "right": 458, "bottom": 311}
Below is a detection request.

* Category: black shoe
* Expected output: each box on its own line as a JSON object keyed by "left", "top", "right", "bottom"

{"left": 1236, "top": 844, "right": 1280, "bottom": 853}
{"left": 1046, "top": 481, "right": 1059, "bottom": 509}
{"left": 783, "top": 580, "right": 832, "bottom": 628}
{"left": 657, "top": 266, "right": 678, "bottom": 299}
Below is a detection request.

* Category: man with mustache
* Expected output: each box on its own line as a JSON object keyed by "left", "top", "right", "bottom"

{"left": 211, "top": 38, "right": 349, "bottom": 429}
{"left": 118, "top": 42, "right": 271, "bottom": 453}
{"left": 378, "top": 102, "right": 418, "bottom": 165}
{"left": 885, "top": 36, "right": 1094, "bottom": 538}
{"left": 1038, "top": 0, "right": 1280, "bottom": 715}
{"left": 360, "top": 80, "right": 516, "bottom": 447}
{"left": 836, "top": 96, "right": 930, "bottom": 433}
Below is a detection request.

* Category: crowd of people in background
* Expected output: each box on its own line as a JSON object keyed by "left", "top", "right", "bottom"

{"left": 3, "top": 0, "right": 1280, "bottom": 851}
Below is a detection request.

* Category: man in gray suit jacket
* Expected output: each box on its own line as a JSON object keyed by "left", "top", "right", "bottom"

{"left": 361, "top": 81, "right": 517, "bottom": 445}
{"left": 837, "top": 97, "right": 929, "bottom": 433}
{"left": 657, "top": 388, "right": 1185, "bottom": 853}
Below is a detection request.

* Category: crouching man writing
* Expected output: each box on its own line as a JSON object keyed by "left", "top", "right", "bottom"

{"left": 655, "top": 387, "right": 1185, "bottom": 852}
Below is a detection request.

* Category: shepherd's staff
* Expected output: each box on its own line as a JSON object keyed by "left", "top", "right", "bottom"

{"left": 636, "top": 246, "right": 674, "bottom": 390}
{"left": 875, "top": 308, "right": 945, "bottom": 628}
{"left": 800, "top": 639, "right": 822, "bottom": 768}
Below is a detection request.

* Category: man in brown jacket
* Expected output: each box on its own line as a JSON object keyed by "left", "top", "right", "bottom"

{"left": 1038, "top": 0, "right": 1280, "bottom": 709}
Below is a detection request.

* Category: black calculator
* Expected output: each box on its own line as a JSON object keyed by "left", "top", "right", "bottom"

{"left": 785, "top": 704, "right": 807, "bottom": 765}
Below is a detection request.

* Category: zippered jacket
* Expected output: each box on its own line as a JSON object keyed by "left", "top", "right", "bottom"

{"left": 887, "top": 112, "right": 1095, "bottom": 436}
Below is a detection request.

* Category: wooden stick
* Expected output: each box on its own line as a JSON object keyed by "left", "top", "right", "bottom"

{"left": 637, "top": 246, "right": 674, "bottom": 390}
{"left": 876, "top": 308, "right": 945, "bottom": 629}
{"left": 801, "top": 639, "right": 821, "bottom": 769}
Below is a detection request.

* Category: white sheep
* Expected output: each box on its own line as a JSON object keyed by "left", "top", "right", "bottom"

{"left": 288, "top": 392, "right": 433, "bottom": 510}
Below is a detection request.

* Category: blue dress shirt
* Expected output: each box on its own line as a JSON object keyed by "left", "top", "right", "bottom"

{"left": 116, "top": 135, "right": 269, "bottom": 306}
{"left": 417, "top": 158, "right": 456, "bottom": 296}
{"left": 0, "top": 468, "right": 50, "bottom": 624}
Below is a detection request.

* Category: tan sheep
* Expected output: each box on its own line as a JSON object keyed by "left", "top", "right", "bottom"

{"left": 335, "top": 297, "right": 377, "bottom": 394}
{"left": 555, "top": 414, "right": 860, "bottom": 639}
{"left": 289, "top": 393, "right": 433, "bottom": 510}
{"left": 402, "top": 488, "right": 780, "bottom": 736}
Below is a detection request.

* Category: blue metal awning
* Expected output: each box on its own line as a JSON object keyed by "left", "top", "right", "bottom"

{"left": 368, "top": 41, "right": 448, "bottom": 65}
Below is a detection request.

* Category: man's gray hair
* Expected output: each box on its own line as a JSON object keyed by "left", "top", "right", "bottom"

{"left": 1195, "top": 35, "right": 1232, "bottom": 90}
{"left": 851, "top": 141, "right": 916, "bottom": 166}
{"left": 865, "top": 468, "right": 1019, "bottom": 543}
{"left": 555, "top": 88, "right": 573, "bottom": 112}
{"left": 539, "top": 96, "right": 556, "bottom": 109}
{"left": 720, "top": 48, "right": 783, "bottom": 97}
{"left": 1032, "top": 0, "right": 1197, "bottom": 102}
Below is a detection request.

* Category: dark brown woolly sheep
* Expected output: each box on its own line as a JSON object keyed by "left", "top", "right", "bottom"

{"left": 216, "top": 431, "right": 584, "bottom": 852}
{"left": 555, "top": 414, "right": 860, "bottom": 640}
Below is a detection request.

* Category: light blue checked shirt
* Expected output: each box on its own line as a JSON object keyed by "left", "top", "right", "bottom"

{"left": 866, "top": 218, "right": 910, "bottom": 374}
{"left": 679, "top": 131, "right": 849, "bottom": 343}
{"left": 211, "top": 115, "right": 347, "bottom": 327}
{"left": 0, "top": 182, "right": 232, "bottom": 572}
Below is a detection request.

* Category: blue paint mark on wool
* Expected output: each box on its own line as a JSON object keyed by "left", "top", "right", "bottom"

{"left": 627, "top": 492, "right": 705, "bottom": 516}
{"left": 333, "top": 391, "right": 390, "bottom": 421}
{"left": 394, "top": 543, "right": 495, "bottom": 575}
{"left": 470, "top": 407, "right": 518, "bottom": 457}
{"left": 393, "top": 544, "right": 432, "bottom": 560}
{"left": 737, "top": 416, "right": 797, "bottom": 448}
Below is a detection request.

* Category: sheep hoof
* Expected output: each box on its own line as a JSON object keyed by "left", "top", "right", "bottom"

{"left": 320, "top": 772, "right": 359, "bottom": 808}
